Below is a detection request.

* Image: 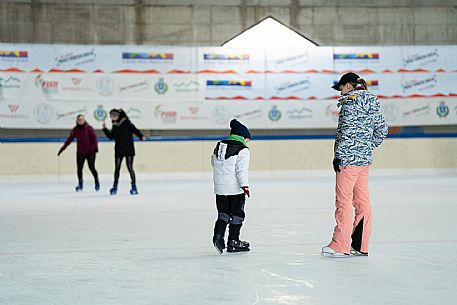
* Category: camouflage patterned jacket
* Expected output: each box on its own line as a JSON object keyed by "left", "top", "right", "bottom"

{"left": 334, "top": 89, "right": 388, "bottom": 166}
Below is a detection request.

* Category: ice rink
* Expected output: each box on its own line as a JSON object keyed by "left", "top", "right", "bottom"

{"left": 1, "top": 170, "right": 456, "bottom": 305}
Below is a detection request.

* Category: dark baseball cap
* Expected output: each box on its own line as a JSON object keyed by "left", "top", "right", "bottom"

{"left": 332, "top": 72, "right": 360, "bottom": 91}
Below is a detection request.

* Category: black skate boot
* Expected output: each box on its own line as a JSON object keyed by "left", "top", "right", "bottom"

{"left": 95, "top": 180, "right": 100, "bottom": 192}
{"left": 130, "top": 183, "right": 138, "bottom": 195}
{"left": 110, "top": 183, "right": 118, "bottom": 195}
{"left": 213, "top": 234, "right": 225, "bottom": 255}
{"left": 75, "top": 180, "right": 83, "bottom": 192}
{"left": 227, "top": 239, "right": 250, "bottom": 253}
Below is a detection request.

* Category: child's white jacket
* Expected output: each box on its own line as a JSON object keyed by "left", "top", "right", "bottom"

{"left": 211, "top": 139, "right": 250, "bottom": 195}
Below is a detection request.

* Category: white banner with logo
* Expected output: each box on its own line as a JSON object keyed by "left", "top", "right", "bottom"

{"left": 1, "top": 43, "right": 457, "bottom": 129}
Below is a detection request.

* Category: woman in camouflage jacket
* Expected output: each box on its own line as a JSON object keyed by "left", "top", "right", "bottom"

{"left": 322, "top": 72, "right": 388, "bottom": 258}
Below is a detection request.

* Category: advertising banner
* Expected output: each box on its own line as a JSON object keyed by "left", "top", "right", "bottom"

{"left": 1, "top": 43, "right": 457, "bottom": 129}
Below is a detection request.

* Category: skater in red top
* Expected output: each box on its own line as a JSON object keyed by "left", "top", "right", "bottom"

{"left": 58, "top": 114, "right": 100, "bottom": 192}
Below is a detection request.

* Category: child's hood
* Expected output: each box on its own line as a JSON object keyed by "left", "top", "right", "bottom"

{"left": 214, "top": 140, "right": 248, "bottom": 161}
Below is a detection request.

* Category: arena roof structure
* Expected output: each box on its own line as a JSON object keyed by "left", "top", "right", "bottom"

{"left": 222, "top": 16, "right": 318, "bottom": 48}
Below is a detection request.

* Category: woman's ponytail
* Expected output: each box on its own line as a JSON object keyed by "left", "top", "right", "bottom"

{"left": 356, "top": 78, "right": 368, "bottom": 90}
{"left": 119, "top": 108, "right": 129, "bottom": 120}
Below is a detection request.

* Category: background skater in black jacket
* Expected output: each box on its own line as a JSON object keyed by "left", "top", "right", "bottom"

{"left": 103, "top": 109, "right": 145, "bottom": 195}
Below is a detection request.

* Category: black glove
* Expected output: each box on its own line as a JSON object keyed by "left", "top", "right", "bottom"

{"left": 332, "top": 158, "right": 341, "bottom": 173}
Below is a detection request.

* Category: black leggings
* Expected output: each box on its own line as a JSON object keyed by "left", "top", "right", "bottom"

{"left": 114, "top": 155, "right": 136, "bottom": 185}
{"left": 77, "top": 153, "right": 99, "bottom": 183}
{"left": 214, "top": 194, "right": 246, "bottom": 241}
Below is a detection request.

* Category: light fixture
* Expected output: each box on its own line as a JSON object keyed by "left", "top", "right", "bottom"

{"left": 222, "top": 16, "right": 318, "bottom": 48}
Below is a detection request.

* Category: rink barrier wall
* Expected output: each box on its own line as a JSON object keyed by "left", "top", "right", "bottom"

{"left": 2, "top": 132, "right": 457, "bottom": 143}
{"left": 1, "top": 136, "right": 456, "bottom": 175}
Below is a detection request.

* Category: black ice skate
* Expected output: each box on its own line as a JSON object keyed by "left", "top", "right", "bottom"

{"left": 227, "top": 239, "right": 250, "bottom": 253}
{"left": 130, "top": 183, "right": 138, "bottom": 195}
{"left": 110, "top": 184, "right": 118, "bottom": 195}
{"left": 75, "top": 180, "right": 83, "bottom": 192}
{"left": 212, "top": 234, "right": 225, "bottom": 254}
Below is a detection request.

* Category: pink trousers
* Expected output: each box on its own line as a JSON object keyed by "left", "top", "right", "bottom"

{"left": 329, "top": 166, "right": 372, "bottom": 254}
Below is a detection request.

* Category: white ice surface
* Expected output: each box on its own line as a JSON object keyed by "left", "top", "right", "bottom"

{"left": 0, "top": 170, "right": 456, "bottom": 305}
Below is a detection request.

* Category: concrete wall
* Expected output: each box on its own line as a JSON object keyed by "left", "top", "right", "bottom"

{"left": 1, "top": 0, "right": 456, "bottom": 46}
{"left": 1, "top": 138, "right": 456, "bottom": 176}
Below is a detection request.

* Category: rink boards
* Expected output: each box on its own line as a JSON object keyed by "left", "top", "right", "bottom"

{"left": 1, "top": 44, "right": 457, "bottom": 129}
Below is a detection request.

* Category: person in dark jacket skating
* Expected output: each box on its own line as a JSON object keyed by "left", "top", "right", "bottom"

{"left": 103, "top": 108, "right": 145, "bottom": 195}
{"left": 58, "top": 114, "right": 100, "bottom": 192}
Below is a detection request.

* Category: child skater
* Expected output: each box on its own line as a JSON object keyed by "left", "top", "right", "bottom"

{"left": 58, "top": 114, "right": 99, "bottom": 192}
{"left": 102, "top": 108, "right": 145, "bottom": 195}
{"left": 211, "top": 119, "right": 251, "bottom": 254}
{"left": 322, "top": 72, "right": 388, "bottom": 258}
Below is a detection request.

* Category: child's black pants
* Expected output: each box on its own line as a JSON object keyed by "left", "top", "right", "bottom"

{"left": 214, "top": 193, "right": 246, "bottom": 241}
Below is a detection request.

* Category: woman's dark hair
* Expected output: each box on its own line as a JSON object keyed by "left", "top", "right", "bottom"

{"left": 109, "top": 108, "right": 129, "bottom": 121}
{"left": 349, "top": 78, "right": 368, "bottom": 90}
{"left": 118, "top": 108, "right": 129, "bottom": 120}
{"left": 75, "top": 114, "right": 86, "bottom": 124}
